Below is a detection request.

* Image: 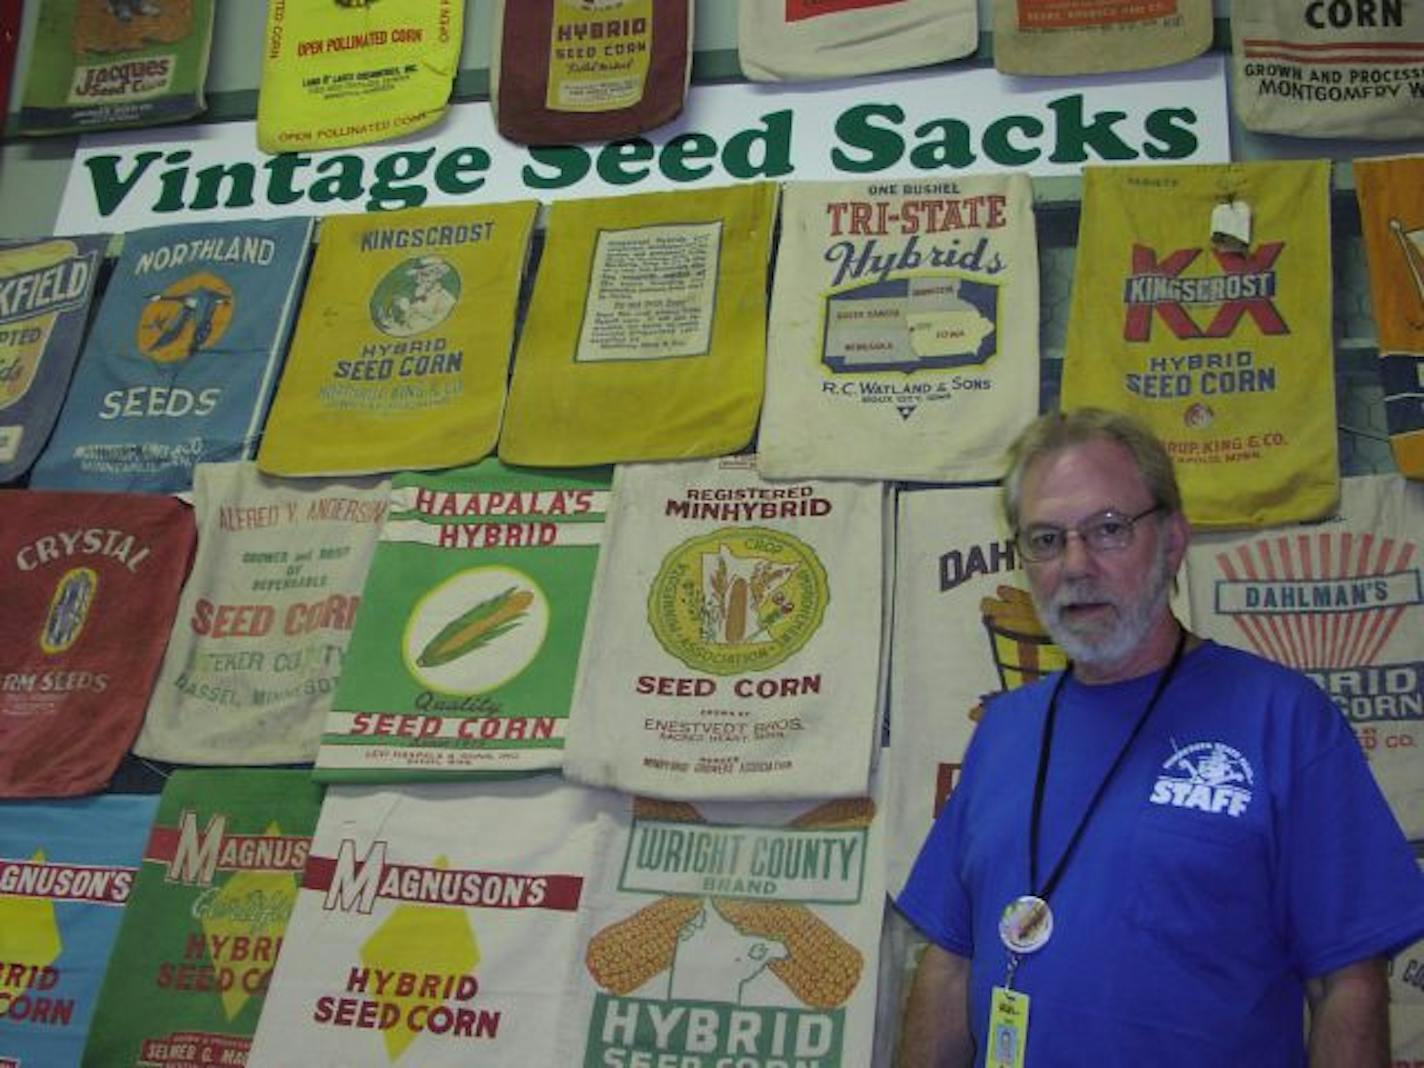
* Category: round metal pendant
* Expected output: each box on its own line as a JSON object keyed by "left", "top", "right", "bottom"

{"left": 999, "top": 895, "right": 1054, "bottom": 954}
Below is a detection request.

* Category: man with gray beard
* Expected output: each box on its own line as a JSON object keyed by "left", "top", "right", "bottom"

{"left": 896, "top": 408, "right": 1424, "bottom": 1067}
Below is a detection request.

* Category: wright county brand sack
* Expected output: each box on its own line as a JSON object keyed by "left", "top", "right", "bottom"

{"left": 737, "top": 0, "right": 976, "bottom": 82}
{"left": 1062, "top": 161, "right": 1337, "bottom": 529}
{"left": 563, "top": 456, "right": 888, "bottom": 801}
{"left": 992, "top": 0, "right": 1212, "bottom": 76}
{"left": 758, "top": 175, "right": 1038, "bottom": 482}
{"left": 133, "top": 462, "right": 389, "bottom": 765}
{"left": 1232, "top": 0, "right": 1424, "bottom": 140}
{"left": 1355, "top": 155, "right": 1424, "bottom": 480}
{"left": 491, "top": 0, "right": 692, "bottom": 145}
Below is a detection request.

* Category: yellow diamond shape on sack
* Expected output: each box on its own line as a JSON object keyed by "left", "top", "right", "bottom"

{"left": 360, "top": 856, "right": 480, "bottom": 1063}
{"left": 0, "top": 850, "right": 62, "bottom": 1001}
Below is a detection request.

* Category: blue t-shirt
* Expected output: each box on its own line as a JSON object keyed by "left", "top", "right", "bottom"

{"left": 897, "top": 640, "right": 1424, "bottom": 1066}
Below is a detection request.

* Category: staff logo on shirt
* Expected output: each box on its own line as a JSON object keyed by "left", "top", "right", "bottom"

{"left": 1149, "top": 741, "right": 1254, "bottom": 817}
{"left": 648, "top": 527, "right": 829, "bottom": 676}
{"left": 135, "top": 271, "right": 234, "bottom": 363}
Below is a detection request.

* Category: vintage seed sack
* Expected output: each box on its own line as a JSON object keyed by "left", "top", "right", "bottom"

{"left": 133, "top": 463, "right": 389, "bottom": 765}
{"left": 992, "top": 0, "right": 1212, "bottom": 76}
{"left": 758, "top": 176, "right": 1038, "bottom": 483}
{"left": 0, "top": 489, "right": 194, "bottom": 798}
{"left": 258, "top": 0, "right": 464, "bottom": 153}
{"left": 1231, "top": 0, "right": 1424, "bottom": 141}
{"left": 491, "top": 0, "right": 692, "bottom": 146}
{"left": 0, "top": 235, "right": 108, "bottom": 484}
{"left": 563, "top": 456, "right": 888, "bottom": 801}
{"left": 1185, "top": 476, "right": 1424, "bottom": 841}
{"left": 499, "top": 183, "right": 778, "bottom": 467}
{"left": 577, "top": 787, "right": 887, "bottom": 1068}
{"left": 1355, "top": 155, "right": 1424, "bottom": 480}
{"left": 247, "top": 778, "right": 614, "bottom": 1067}
{"left": 737, "top": 0, "right": 976, "bottom": 82}
{"left": 315, "top": 460, "right": 610, "bottom": 781}
{"left": 0, "top": 794, "right": 157, "bottom": 1067}
{"left": 1062, "top": 161, "right": 1337, "bottom": 529}
{"left": 81, "top": 770, "right": 324, "bottom": 1068}
{"left": 257, "top": 202, "right": 537, "bottom": 477}
{"left": 885, "top": 485, "right": 1066, "bottom": 895}
{"left": 18, "top": 0, "right": 215, "bottom": 135}
{"left": 29, "top": 218, "right": 314, "bottom": 495}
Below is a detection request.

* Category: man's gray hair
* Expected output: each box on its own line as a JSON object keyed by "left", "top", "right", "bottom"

{"left": 1002, "top": 407, "right": 1184, "bottom": 531}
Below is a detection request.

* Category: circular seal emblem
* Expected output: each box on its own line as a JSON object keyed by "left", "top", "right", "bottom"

{"left": 370, "top": 255, "right": 461, "bottom": 337}
{"left": 135, "top": 271, "right": 234, "bottom": 363}
{"left": 647, "top": 527, "right": 829, "bottom": 677}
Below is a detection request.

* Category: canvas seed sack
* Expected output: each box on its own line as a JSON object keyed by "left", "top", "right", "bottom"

{"left": 134, "top": 462, "right": 389, "bottom": 765}
{"left": 0, "top": 794, "right": 157, "bottom": 1067}
{"left": 258, "top": 202, "right": 538, "bottom": 476}
{"left": 1355, "top": 155, "right": 1424, "bottom": 480}
{"left": 29, "top": 218, "right": 314, "bottom": 494}
{"left": 499, "top": 183, "right": 777, "bottom": 467}
{"left": 492, "top": 0, "right": 692, "bottom": 145}
{"left": 564, "top": 456, "right": 887, "bottom": 801}
{"left": 992, "top": 0, "right": 1212, "bottom": 76}
{"left": 0, "top": 489, "right": 193, "bottom": 798}
{"left": 0, "top": 235, "right": 108, "bottom": 484}
{"left": 738, "top": 0, "right": 976, "bottom": 82}
{"left": 1232, "top": 0, "right": 1424, "bottom": 140}
{"left": 19, "top": 0, "right": 215, "bottom": 135}
{"left": 258, "top": 0, "right": 464, "bottom": 153}
{"left": 81, "top": 770, "right": 324, "bottom": 1068}
{"left": 316, "top": 460, "right": 610, "bottom": 781}
{"left": 759, "top": 175, "right": 1038, "bottom": 482}
{"left": 1062, "top": 161, "right": 1337, "bottom": 529}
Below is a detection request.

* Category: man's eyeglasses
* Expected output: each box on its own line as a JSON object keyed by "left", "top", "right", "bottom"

{"left": 1015, "top": 505, "right": 1164, "bottom": 563}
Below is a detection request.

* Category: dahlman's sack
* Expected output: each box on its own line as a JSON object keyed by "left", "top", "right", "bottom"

{"left": 993, "top": 0, "right": 1212, "bottom": 76}
{"left": 1062, "top": 161, "right": 1337, "bottom": 529}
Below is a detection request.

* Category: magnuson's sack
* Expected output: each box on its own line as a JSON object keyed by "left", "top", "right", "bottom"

{"left": 1231, "top": 0, "right": 1424, "bottom": 140}
{"left": 993, "top": 0, "right": 1212, "bottom": 76}
{"left": 563, "top": 456, "right": 888, "bottom": 801}
{"left": 492, "top": 0, "right": 692, "bottom": 145}
{"left": 738, "top": 0, "right": 976, "bottom": 82}
{"left": 759, "top": 175, "right": 1038, "bottom": 482}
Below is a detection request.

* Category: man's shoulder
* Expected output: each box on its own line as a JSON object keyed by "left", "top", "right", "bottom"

{"left": 1189, "top": 639, "right": 1329, "bottom": 701}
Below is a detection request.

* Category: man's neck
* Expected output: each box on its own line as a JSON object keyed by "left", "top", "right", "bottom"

{"left": 1072, "top": 611, "right": 1188, "bottom": 686}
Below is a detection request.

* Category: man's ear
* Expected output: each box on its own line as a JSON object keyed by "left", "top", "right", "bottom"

{"left": 1164, "top": 509, "right": 1191, "bottom": 574}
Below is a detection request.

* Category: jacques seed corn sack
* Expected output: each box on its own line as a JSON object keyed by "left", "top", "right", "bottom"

{"left": 759, "top": 175, "right": 1038, "bottom": 482}
{"left": 133, "top": 462, "right": 389, "bottom": 765}
{"left": 737, "top": 0, "right": 976, "bottom": 82}
{"left": 81, "top": 770, "right": 324, "bottom": 1068}
{"left": 1231, "top": 0, "right": 1424, "bottom": 141}
{"left": 0, "top": 235, "right": 108, "bottom": 483}
{"left": 1062, "top": 161, "right": 1337, "bottom": 529}
{"left": 563, "top": 456, "right": 888, "bottom": 801}
{"left": 315, "top": 461, "right": 610, "bottom": 781}
{"left": 992, "top": 0, "right": 1212, "bottom": 76}
{"left": 257, "top": 202, "right": 538, "bottom": 477}
{"left": 0, "top": 795, "right": 157, "bottom": 1067}
{"left": 499, "top": 184, "right": 777, "bottom": 467}
{"left": 1355, "top": 155, "right": 1424, "bottom": 480}
{"left": 258, "top": 0, "right": 464, "bottom": 153}
{"left": 29, "top": 218, "right": 314, "bottom": 495}
{"left": 491, "top": 0, "right": 692, "bottom": 145}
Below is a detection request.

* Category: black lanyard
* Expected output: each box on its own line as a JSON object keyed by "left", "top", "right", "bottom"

{"left": 1027, "top": 628, "right": 1187, "bottom": 901}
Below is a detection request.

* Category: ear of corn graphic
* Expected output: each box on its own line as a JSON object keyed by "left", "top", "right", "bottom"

{"left": 417, "top": 587, "right": 533, "bottom": 667}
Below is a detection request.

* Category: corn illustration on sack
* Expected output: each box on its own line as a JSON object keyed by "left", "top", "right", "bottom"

{"left": 758, "top": 175, "right": 1038, "bottom": 482}
{"left": 499, "top": 184, "right": 777, "bottom": 467}
{"left": 257, "top": 0, "right": 463, "bottom": 153}
{"left": 1355, "top": 156, "right": 1424, "bottom": 480}
{"left": 992, "top": 0, "right": 1212, "bottom": 76}
{"left": 737, "top": 0, "right": 976, "bottom": 82}
{"left": 491, "top": 0, "right": 692, "bottom": 145}
{"left": 315, "top": 460, "right": 610, "bottom": 781}
{"left": 258, "top": 202, "right": 537, "bottom": 477}
{"left": 563, "top": 456, "right": 888, "bottom": 801}
{"left": 1062, "top": 161, "right": 1337, "bottom": 529}
{"left": 133, "top": 462, "right": 388, "bottom": 765}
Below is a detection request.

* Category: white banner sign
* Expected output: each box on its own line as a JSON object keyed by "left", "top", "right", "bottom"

{"left": 58, "top": 57, "right": 1229, "bottom": 233}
